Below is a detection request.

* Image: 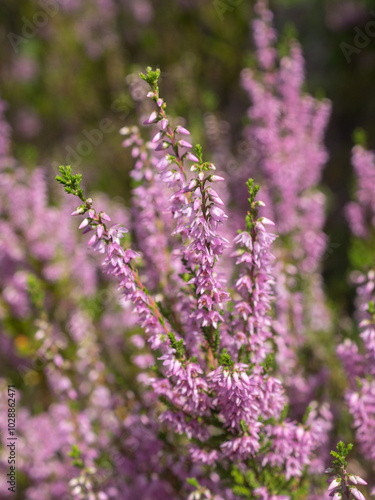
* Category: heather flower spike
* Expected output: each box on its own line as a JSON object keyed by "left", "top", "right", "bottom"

{"left": 325, "top": 441, "right": 367, "bottom": 499}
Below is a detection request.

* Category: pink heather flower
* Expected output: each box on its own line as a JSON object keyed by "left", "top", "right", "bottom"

{"left": 189, "top": 446, "right": 219, "bottom": 465}
{"left": 155, "top": 141, "right": 170, "bottom": 151}
{"left": 100, "top": 212, "right": 111, "bottom": 221}
{"left": 348, "top": 474, "right": 367, "bottom": 486}
{"left": 350, "top": 487, "right": 366, "bottom": 500}
{"left": 152, "top": 131, "right": 163, "bottom": 143}
{"left": 210, "top": 205, "right": 227, "bottom": 222}
{"left": 346, "top": 145, "right": 375, "bottom": 238}
{"left": 254, "top": 487, "right": 289, "bottom": 500}
{"left": 71, "top": 207, "right": 85, "bottom": 215}
{"left": 177, "top": 139, "right": 192, "bottom": 149}
{"left": 79, "top": 218, "right": 90, "bottom": 229}
{"left": 331, "top": 493, "right": 342, "bottom": 500}
{"left": 143, "top": 110, "right": 159, "bottom": 124}
{"left": 327, "top": 477, "right": 341, "bottom": 491}
{"left": 175, "top": 126, "right": 190, "bottom": 135}
{"left": 208, "top": 364, "right": 261, "bottom": 432}
{"left": 97, "top": 224, "right": 104, "bottom": 238}
{"left": 220, "top": 432, "right": 261, "bottom": 458}
{"left": 186, "top": 152, "right": 200, "bottom": 162}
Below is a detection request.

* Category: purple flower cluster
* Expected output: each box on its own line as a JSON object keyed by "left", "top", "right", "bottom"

{"left": 234, "top": 1, "right": 333, "bottom": 431}
{"left": 346, "top": 145, "right": 375, "bottom": 238}
{"left": 52, "top": 64, "right": 335, "bottom": 498}
{"left": 2, "top": 0, "right": 375, "bottom": 496}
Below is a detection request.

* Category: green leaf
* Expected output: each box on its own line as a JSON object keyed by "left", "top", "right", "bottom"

{"left": 219, "top": 348, "right": 234, "bottom": 368}
{"left": 353, "top": 127, "right": 367, "bottom": 147}
{"left": 186, "top": 478, "right": 200, "bottom": 488}
{"left": 167, "top": 332, "right": 185, "bottom": 360}
{"left": 139, "top": 67, "right": 161, "bottom": 91}
{"left": 232, "top": 485, "right": 251, "bottom": 498}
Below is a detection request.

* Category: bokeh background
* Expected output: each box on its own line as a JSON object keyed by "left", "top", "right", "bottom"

{"left": 1, "top": 0, "right": 375, "bottom": 330}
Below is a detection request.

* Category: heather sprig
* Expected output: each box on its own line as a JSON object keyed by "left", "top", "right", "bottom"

{"left": 56, "top": 165, "right": 85, "bottom": 202}
{"left": 232, "top": 178, "right": 277, "bottom": 365}
{"left": 141, "top": 66, "right": 230, "bottom": 336}
{"left": 325, "top": 442, "right": 367, "bottom": 500}
{"left": 239, "top": 7, "right": 333, "bottom": 460}
{"left": 55, "top": 165, "right": 175, "bottom": 351}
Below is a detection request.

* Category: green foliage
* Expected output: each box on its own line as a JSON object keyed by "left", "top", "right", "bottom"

{"left": 140, "top": 66, "right": 161, "bottom": 93}
{"left": 330, "top": 441, "right": 353, "bottom": 470}
{"left": 167, "top": 332, "right": 185, "bottom": 360}
{"left": 186, "top": 477, "right": 200, "bottom": 488}
{"left": 247, "top": 178, "right": 260, "bottom": 207}
{"left": 280, "top": 403, "right": 289, "bottom": 423}
{"left": 368, "top": 301, "right": 375, "bottom": 316}
{"left": 246, "top": 178, "right": 262, "bottom": 231}
{"left": 231, "top": 466, "right": 245, "bottom": 486}
{"left": 240, "top": 419, "right": 250, "bottom": 434}
{"left": 277, "top": 22, "right": 298, "bottom": 58}
{"left": 302, "top": 405, "right": 312, "bottom": 425}
{"left": 213, "top": 328, "right": 221, "bottom": 354}
{"left": 245, "top": 470, "right": 259, "bottom": 489}
{"left": 353, "top": 127, "right": 367, "bottom": 148}
{"left": 260, "top": 352, "right": 275, "bottom": 374}
{"left": 219, "top": 348, "right": 234, "bottom": 368}
{"left": 26, "top": 273, "right": 45, "bottom": 310}
{"left": 349, "top": 234, "right": 375, "bottom": 270}
{"left": 68, "top": 444, "right": 84, "bottom": 468}
{"left": 232, "top": 485, "right": 252, "bottom": 497}
{"left": 202, "top": 325, "right": 220, "bottom": 357}
{"left": 195, "top": 144, "right": 203, "bottom": 164}
{"left": 55, "top": 165, "right": 85, "bottom": 202}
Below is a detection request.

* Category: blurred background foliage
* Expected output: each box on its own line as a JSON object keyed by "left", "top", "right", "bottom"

{"left": 1, "top": 0, "right": 375, "bottom": 312}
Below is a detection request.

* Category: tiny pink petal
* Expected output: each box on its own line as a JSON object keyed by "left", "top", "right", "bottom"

{"left": 351, "top": 487, "right": 366, "bottom": 500}
{"left": 186, "top": 153, "right": 199, "bottom": 162}
{"left": 144, "top": 111, "right": 158, "bottom": 124}
{"left": 88, "top": 234, "right": 97, "bottom": 246}
{"left": 100, "top": 212, "right": 111, "bottom": 222}
{"left": 328, "top": 478, "right": 341, "bottom": 491}
{"left": 97, "top": 225, "right": 104, "bottom": 238}
{"left": 79, "top": 218, "right": 90, "bottom": 229}
{"left": 178, "top": 140, "right": 192, "bottom": 149}
{"left": 175, "top": 126, "right": 190, "bottom": 135}
{"left": 352, "top": 475, "right": 367, "bottom": 486}
{"left": 152, "top": 131, "right": 163, "bottom": 143}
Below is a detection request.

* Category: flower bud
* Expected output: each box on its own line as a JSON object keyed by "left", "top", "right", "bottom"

{"left": 186, "top": 153, "right": 200, "bottom": 162}
{"left": 144, "top": 111, "right": 158, "bottom": 124}
{"left": 175, "top": 126, "right": 190, "bottom": 135}
{"left": 79, "top": 218, "right": 90, "bottom": 230}
{"left": 177, "top": 140, "right": 192, "bottom": 149}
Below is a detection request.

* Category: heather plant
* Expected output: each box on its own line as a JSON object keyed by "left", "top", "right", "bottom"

{"left": 0, "top": 96, "right": 154, "bottom": 499}
{"left": 237, "top": 0, "right": 333, "bottom": 421}
{"left": 54, "top": 66, "right": 334, "bottom": 498}
{"left": 325, "top": 442, "right": 367, "bottom": 500}
{"left": 1, "top": 1, "right": 375, "bottom": 499}
{"left": 336, "top": 140, "right": 375, "bottom": 495}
